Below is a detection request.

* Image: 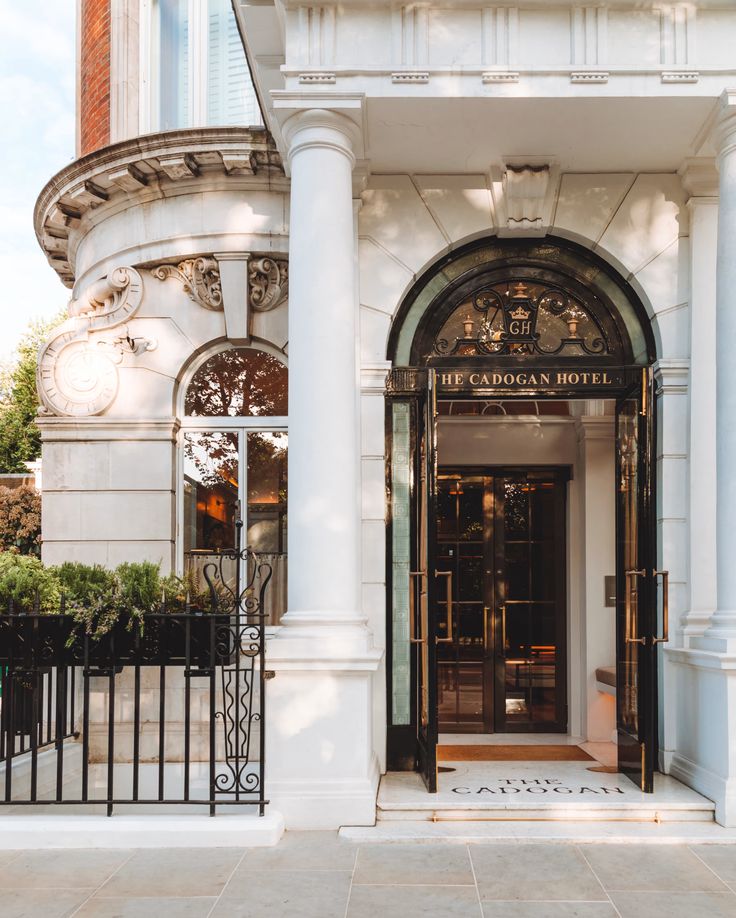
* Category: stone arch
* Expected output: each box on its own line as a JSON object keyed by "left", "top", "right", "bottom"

{"left": 386, "top": 235, "right": 657, "bottom": 368}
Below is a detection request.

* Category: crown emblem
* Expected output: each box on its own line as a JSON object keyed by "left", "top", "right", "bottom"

{"left": 510, "top": 305, "right": 531, "bottom": 320}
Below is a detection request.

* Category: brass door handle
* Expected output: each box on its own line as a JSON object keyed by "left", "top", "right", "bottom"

{"left": 435, "top": 570, "right": 453, "bottom": 643}
{"left": 625, "top": 569, "right": 646, "bottom": 645}
{"left": 501, "top": 603, "right": 506, "bottom": 653}
{"left": 483, "top": 606, "right": 489, "bottom": 650}
{"left": 409, "top": 571, "right": 425, "bottom": 644}
{"left": 653, "top": 570, "right": 669, "bottom": 644}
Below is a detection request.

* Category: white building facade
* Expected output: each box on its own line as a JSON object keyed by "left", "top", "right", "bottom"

{"left": 33, "top": 0, "right": 736, "bottom": 829}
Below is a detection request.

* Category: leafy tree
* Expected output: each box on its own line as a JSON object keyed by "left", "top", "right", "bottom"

{"left": 0, "top": 485, "right": 41, "bottom": 556}
{"left": 0, "top": 314, "right": 65, "bottom": 473}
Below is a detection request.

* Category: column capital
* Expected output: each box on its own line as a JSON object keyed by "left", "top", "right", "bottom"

{"left": 271, "top": 92, "right": 366, "bottom": 170}
{"left": 712, "top": 90, "right": 736, "bottom": 164}
{"left": 678, "top": 157, "right": 719, "bottom": 200}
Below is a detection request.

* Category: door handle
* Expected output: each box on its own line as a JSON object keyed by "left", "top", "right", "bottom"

{"left": 625, "top": 569, "right": 646, "bottom": 645}
{"left": 653, "top": 570, "right": 669, "bottom": 644}
{"left": 500, "top": 603, "right": 507, "bottom": 653}
{"left": 435, "top": 570, "right": 453, "bottom": 643}
{"left": 483, "top": 605, "right": 489, "bottom": 650}
{"left": 409, "top": 571, "right": 425, "bottom": 644}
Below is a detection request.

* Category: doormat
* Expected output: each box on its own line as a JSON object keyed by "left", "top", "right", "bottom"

{"left": 437, "top": 745, "right": 595, "bottom": 762}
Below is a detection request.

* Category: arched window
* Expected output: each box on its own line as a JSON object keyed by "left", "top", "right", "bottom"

{"left": 180, "top": 346, "right": 287, "bottom": 623}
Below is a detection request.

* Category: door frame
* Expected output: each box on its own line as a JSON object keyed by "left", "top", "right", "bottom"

{"left": 385, "top": 363, "right": 659, "bottom": 791}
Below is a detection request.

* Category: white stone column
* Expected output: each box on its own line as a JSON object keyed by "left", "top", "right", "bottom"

{"left": 679, "top": 160, "right": 719, "bottom": 643}
{"left": 264, "top": 106, "right": 381, "bottom": 828}
{"left": 701, "top": 94, "right": 736, "bottom": 650}
{"left": 281, "top": 108, "right": 363, "bottom": 640}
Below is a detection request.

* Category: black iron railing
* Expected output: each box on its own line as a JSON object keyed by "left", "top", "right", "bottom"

{"left": 0, "top": 525, "right": 275, "bottom": 816}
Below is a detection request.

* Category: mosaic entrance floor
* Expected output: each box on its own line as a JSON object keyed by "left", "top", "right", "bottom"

{"left": 378, "top": 751, "right": 716, "bottom": 824}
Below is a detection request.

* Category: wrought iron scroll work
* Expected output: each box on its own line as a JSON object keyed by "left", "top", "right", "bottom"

{"left": 200, "top": 519, "right": 272, "bottom": 807}
{"left": 433, "top": 280, "right": 609, "bottom": 358}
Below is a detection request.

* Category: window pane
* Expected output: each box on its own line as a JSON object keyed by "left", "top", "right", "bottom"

{"left": 248, "top": 432, "right": 287, "bottom": 624}
{"left": 207, "top": 0, "right": 262, "bottom": 126}
{"left": 158, "top": 0, "right": 189, "bottom": 129}
{"left": 185, "top": 349, "right": 288, "bottom": 417}
{"left": 183, "top": 431, "right": 239, "bottom": 552}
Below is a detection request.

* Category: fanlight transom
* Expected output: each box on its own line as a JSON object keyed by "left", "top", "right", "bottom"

{"left": 434, "top": 279, "right": 609, "bottom": 358}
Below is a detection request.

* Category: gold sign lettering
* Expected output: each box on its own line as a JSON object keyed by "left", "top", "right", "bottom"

{"left": 436, "top": 368, "right": 618, "bottom": 390}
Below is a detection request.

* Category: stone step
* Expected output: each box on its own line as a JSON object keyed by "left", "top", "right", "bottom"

{"left": 377, "top": 764, "right": 716, "bottom": 824}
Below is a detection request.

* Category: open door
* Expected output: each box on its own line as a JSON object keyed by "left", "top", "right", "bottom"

{"left": 615, "top": 367, "right": 664, "bottom": 792}
{"left": 410, "top": 369, "right": 441, "bottom": 791}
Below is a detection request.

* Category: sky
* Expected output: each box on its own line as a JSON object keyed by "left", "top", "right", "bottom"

{"left": 0, "top": 0, "right": 76, "bottom": 361}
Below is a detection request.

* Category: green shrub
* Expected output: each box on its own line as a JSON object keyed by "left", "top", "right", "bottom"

{"left": 0, "top": 552, "right": 60, "bottom": 613}
{"left": 0, "top": 553, "right": 222, "bottom": 641}
{"left": 53, "top": 562, "right": 117, "bottom": 604}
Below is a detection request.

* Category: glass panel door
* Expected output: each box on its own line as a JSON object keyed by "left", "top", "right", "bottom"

{"left": 494, "top": 472, "right": 567, "bottom": 732}
{"left": 436, "top": 474, "right": 487, "bottom": 732}
{"left": 616, "top": 370, "right": 657, "bottom": 791}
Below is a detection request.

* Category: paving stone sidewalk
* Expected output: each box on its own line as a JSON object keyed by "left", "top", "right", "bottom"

{"left": 1, "top": 834, "right": 736, "bottom": 917}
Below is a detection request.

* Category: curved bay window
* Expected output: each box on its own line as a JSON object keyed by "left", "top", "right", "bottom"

{"left": 181, "top": 347, "right": 287, "bottom": 624}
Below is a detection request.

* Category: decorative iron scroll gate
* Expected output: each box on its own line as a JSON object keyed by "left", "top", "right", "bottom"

{"left": 0, "top": 521, "right": 273, "bottom": 816}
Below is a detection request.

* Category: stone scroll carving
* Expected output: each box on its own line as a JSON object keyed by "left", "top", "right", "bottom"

{"left": 248, "top": 256, "right": 288, "bottom": 312}
{"left": 152, "top": 257, "right": 223, "bottom": 311}
{"left": 37, "top": 267, "right": 146, "bottom": 417}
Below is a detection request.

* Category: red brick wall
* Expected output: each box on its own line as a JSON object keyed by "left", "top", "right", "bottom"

{"left": 79, "top": 0, "right": 111, "bottom": 156}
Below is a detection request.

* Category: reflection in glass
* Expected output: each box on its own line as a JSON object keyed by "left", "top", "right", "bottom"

{"left": 207, "top": 0, "right": 262, "bottom": 126}
{"left": 183, "top": 432, "right": 238, "bottom": 553}
{"left": 157, "top": 0, "right": 189, "bottom": 130}
{"left": 247, "top": 432, "right": 287, "bottom": 552}
{"left": 185, "top": 349, "right": 288, "bottom": 417}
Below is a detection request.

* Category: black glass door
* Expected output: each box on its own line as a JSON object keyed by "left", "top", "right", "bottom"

{"left": 615, "top": 369, "right": 658, "bottom": 791}
{"left": 435, "top": 468, "right": 568, "bottom": 734}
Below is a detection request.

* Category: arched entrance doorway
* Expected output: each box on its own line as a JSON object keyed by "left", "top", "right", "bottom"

{"left": 384, "top": 237, "right": 662, "bottom": 795}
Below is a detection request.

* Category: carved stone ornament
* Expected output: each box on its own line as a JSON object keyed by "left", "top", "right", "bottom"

{"left": 38, "top": 267, "right": 144, "bottom": 417}
{"left": 504, "top": 165, "right": 550, "bottom": 231}
{"left": 248, "top": 256, "right": 288, "bottom": 312}
{"left": 152, "top": 257, "right": 223, "bottom": 311}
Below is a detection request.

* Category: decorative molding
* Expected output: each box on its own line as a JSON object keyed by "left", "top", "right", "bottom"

{"left": 34, "top": 128, "right": 284, "bottom": 287}
{"left": 151, "top": 257, "right": 223, "bottom": 311}
{"left": 679, "top": 158, "right": 718, "bottom": 199}
{"left": 570, "top": 71, "right": 609, "bottom": 83}
{"left": 298, "top": 72, "right": 336, "bottom": 84}
{"left": 391, "top": 71, "right": 429, "bottom": 84}
{"left": 505, "top": 165, "right": 550, "bottom": 232}
{"left": 482, "top": 72, "right": 519, "bottom": 84}
{"left": 37, "top": 267, "right": 144, "bottom": 418}
{"left": 571, "top": 7, "right": 607, "bottom": 67}
{"left": 662, "top": 71, "right": 699, "bottom": 84}
{"left": 248, "top": 257, "right": 289, "bottom": 312}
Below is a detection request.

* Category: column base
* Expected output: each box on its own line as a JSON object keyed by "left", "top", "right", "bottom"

{"left": 267, "top": 756, "right": 381, "bottom": 829}
{"left": 265, "top": 624, "right": 383, "bottom": 829}
{"left": 667, "top": 646, "right": 736, "bottom": 826}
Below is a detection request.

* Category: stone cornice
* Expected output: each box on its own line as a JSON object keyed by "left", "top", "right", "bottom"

{"left": 37, "top": 418, "right": 181, "bottom": 441}
{"left": 34, "top": 127, "right": 285, "bottom": 288}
